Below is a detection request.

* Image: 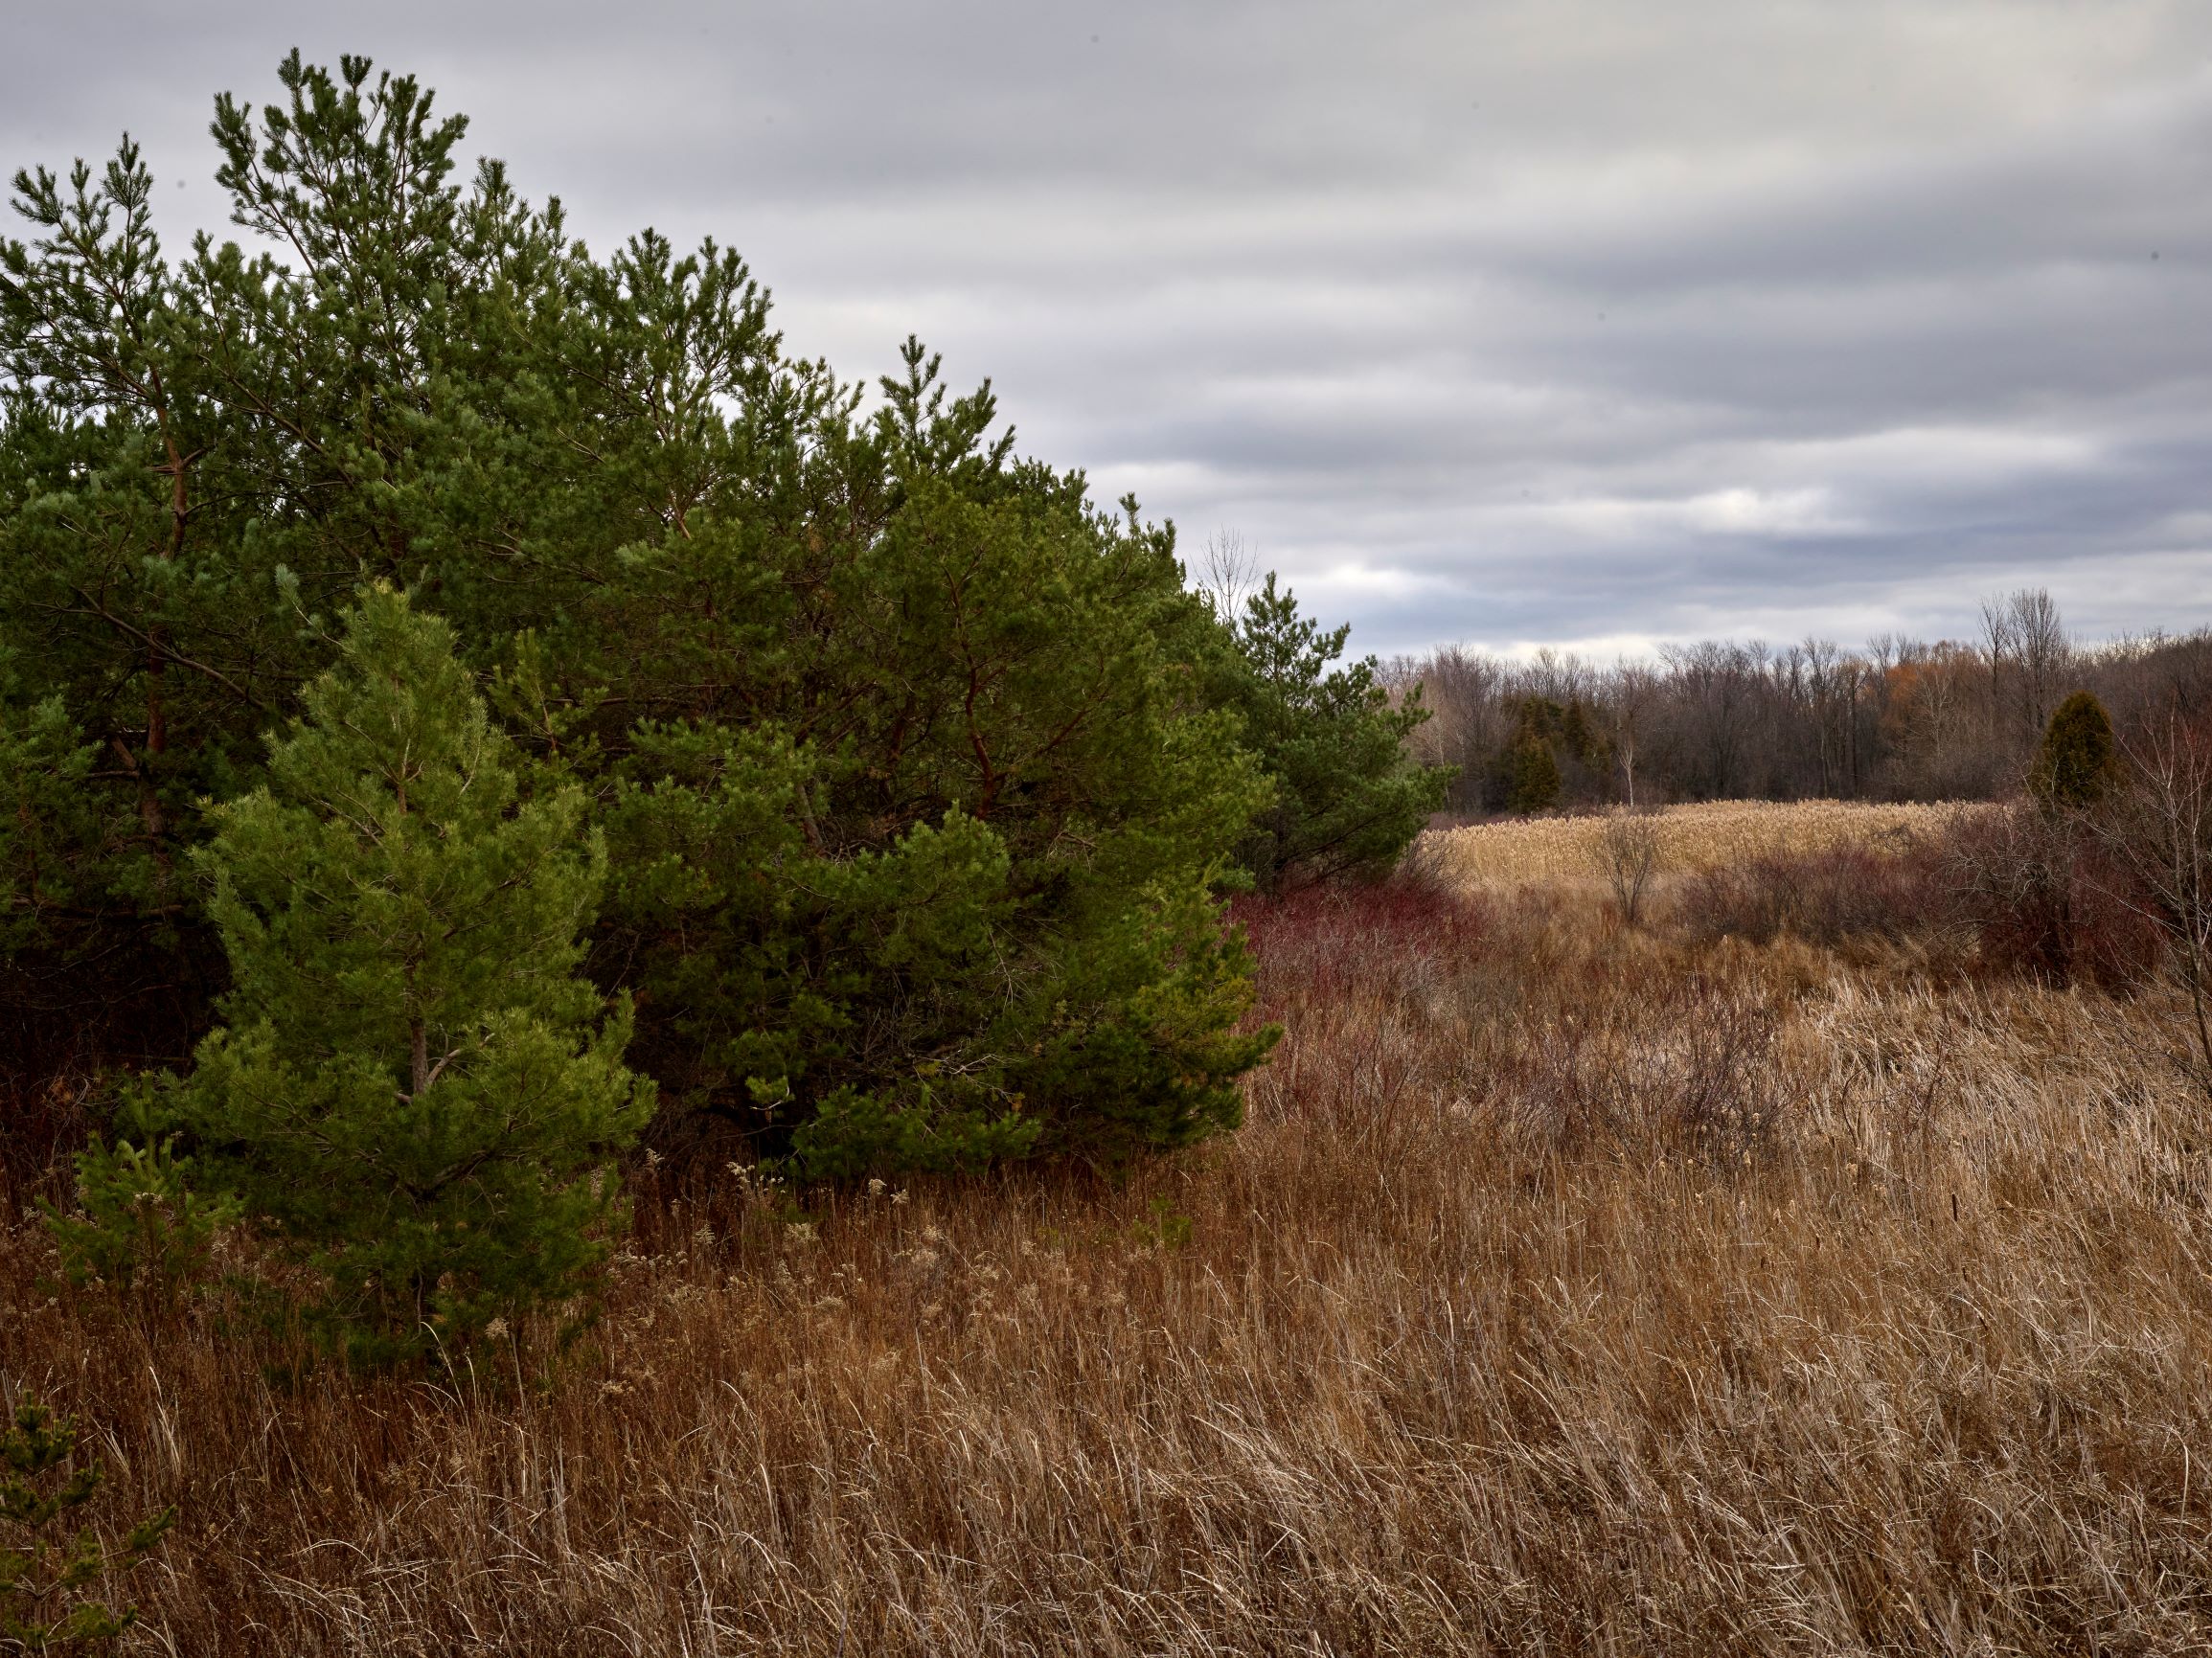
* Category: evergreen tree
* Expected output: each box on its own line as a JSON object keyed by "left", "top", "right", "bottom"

{"left": 1205, "top": 573, "right": 1451, "bottom": 891}
{"left": 1499, "top": 699, "right": 1565, "bottom": 813}
{"left": 0, "top": 666, "right": 122, "bottom": 963}
{"left": 2028, "top": 690, "right": 2120, "bottom": 810}
{"left": 1559, "top": 696, "right": 1610, "bottom": 777}
{"left": 3, "top": 55, "right": 1352, "bottom": 1183}
{"left": 166, "top": 586, "right": 648, "bottom": 1358}
{"left": 598, "top": 411, "right": 1280, "bottom": 1174}
{"left": 1503, "top": 732, "right": 1563, "bottom": 814}
{"left": 42, "top": 1125, "right": 238, "bottom": 1302}
{"left": 0, "top": 1397, "right": 174, "bottom": 1648}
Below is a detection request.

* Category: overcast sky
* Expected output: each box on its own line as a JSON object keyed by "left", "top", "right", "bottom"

{"left": 6, "top": 2, "right": 2209, "bottom": 658}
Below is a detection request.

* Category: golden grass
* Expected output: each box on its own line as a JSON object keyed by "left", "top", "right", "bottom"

{"left": 10, "top": 864, "right": 2212, "bottom": 1652}
{"left": 1429, "top": 798, "right": 1978, "bottom": 883}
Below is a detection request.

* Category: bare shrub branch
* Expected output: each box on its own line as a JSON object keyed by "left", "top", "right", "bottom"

{"left": 1590, "top": 806, "right": 1663, "bottom": 928}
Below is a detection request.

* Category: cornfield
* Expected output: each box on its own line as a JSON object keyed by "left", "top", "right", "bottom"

{"left": 1428, "top": 798, "right": 1981, "bottom": 883}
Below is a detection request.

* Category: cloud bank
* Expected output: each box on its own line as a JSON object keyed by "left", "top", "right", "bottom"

{"left": 6, "top": 0, "right": 2208, "bottom": 655}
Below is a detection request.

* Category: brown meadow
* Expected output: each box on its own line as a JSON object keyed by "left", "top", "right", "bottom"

{"left": 1430, "top": 798, "right": 1979, "bottom": 884}
{"left": 9, "top": 835, "right": 2212, "bottom": 1654}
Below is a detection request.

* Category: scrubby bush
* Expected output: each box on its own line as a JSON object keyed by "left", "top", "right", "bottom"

{"left": 1678, "top": 811, "right": 2163, "bottom": 987}
{"left": 1666, "top": 801, "right": 2181, "bottom": 990}
{"left": 1940, "top": 802, "right": 2160, "bottom": 988}
{"left": 39, "top": 1124, "right": 236, "bottom": 1304}
{"left": 1591, "top": 808, "right": 1663, "bottom": 928}
{"left": 1235, "top": 877, "right": 1489, "bottom": 1007}
{"left": 2095, "top": 715, "right": 2212, "bottom": 1091}
{"left": 1680, "top": 844, "right": 1946, "bottom": 950}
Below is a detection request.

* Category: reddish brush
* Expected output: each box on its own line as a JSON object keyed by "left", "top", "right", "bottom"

{"left": 1233, "top": 879, "right": 1489, "bottom": 1003}
{"left": 1682, "top": 844, "right": 1949, "bottom": 949}
{"left": 1940, "top": 803, "right": 2165, "bottom": 988}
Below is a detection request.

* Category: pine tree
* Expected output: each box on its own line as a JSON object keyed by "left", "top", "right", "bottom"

{"left": 0, "top": 1397, "right": 174, "bottom": 1648}
{"left": 5, "top": 55, "right": 1349, "bottom": 1185}
{"left": 1501, "top": 700, "right": 1564, "bottom": 813}
{"left": 167, "top": 586, "right": 649, "bottom": 1359}
{"left": 2028, "top": 690, "right": 2120, "bottom": 810}
{"left": 0, "top": 670, "right": 109, "bottom": 960}
{"left": 1504, "top": 733, "right": 1563, "bottom": 814}
{"left": 1205, "top": 573, "right": 1452, "bottom": 891}
{"left": 41, "top": 1125, "right": 238, "bottom": 1302}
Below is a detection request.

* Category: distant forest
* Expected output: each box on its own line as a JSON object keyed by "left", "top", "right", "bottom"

{"left": 1385, "top": 590, "right": 2212, "bottom": 811}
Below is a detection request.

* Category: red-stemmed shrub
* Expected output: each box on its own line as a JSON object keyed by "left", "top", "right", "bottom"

{"left": 1680, "top": 844, "right": 1948, "bottom": 950}
{"left": 1939, "top": 803, "right": 2163, "bottom": 989}
{"left": 1232, "top": 878, "right": 1490, "bottom": 1006}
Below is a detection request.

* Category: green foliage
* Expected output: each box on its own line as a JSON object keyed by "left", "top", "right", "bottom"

{"left": 2029, "top": 690, "right": 2121, "bottom": 811}
{"left": 1206, "top": 574, "right": 1451, "bottom": 890}
{"left": 0, "top": 683, "right": 104, "bottom": 961}
{"left": 1503, "top": 732, "right": 1563, "bottom": 814}
{"left": 39, "top": 1121, "right": 237, "bottom": 1301}
{"left": 598, "top": 453, "right": 1278, "bottom": 1176}
{"left": 164, "top": 587, "right": 649, "bottom": 1360}
{"left": 1130, "top": 1195, "right": 1195, "bottom": 1252}
{"left": 1, "top": 54, "right": 1393, "bottom": 1190}
{"left": 0, "top": 649, "right": 185, "bottom": 1119}
{"left": 1557, "top": 696, "right": 1608, "bottom": 773}
{"left": 0, "top": 1397, "right": 173, "bottom": 1652}
{"left": 1493, "top": 695, "right": 1603, "bottom": 814}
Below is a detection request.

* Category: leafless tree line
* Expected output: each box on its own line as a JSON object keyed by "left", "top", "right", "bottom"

{"left": 1386, "top": 590, "right": 2212, "bottom": 811}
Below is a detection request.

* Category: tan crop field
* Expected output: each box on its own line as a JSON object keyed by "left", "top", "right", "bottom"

{"left": 10, "top": 807, "right": 2212, "bottom": 1654}
{"left": 1429, "top": 798, "right": 1983, "bottom": 882}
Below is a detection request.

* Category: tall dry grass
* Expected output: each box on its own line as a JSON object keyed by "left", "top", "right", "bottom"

{"left": 1430, "top": 798, "right": 1977, "bottom": 883}
{"left": 9, "top": 872, "right": 2212, "bottom": 1653}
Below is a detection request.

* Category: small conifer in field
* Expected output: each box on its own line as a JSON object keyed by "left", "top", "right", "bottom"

{"left": 40, "top": 1121, "right": 238, "bottom": 1304}
{"left": 1204, "top": 573, "right": 1450, "bottom": 890}
{"left": 167, "top": 585, "right": 650, "bottom": 1361}
{"left": 2029, "top": 690, "right": 2120, "bottom": 810}
{"left": 0, "top": 1396, "right": 173, "bottom": 1649}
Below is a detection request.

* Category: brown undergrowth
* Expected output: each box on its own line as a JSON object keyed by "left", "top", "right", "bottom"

{"left": 9, "top": 874, "right": 2212, "bottom": 1653}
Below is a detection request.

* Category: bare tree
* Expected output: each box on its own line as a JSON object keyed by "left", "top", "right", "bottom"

{"left": 1382, "top": 617, "right": 2209, "bottom": 816}
{"left": 1518, "top": 646, "right": 1592, "bottom": 708}
{"left": 1591, "top": 807, "right": 1664, "bottom": 928}
{"left": 1662, "top": 642, "right": 1756, "bottom": 798}
{"left": 1612, "top": 659, "right": 1659, "bottom": 806}
{"left": 1800, "top": 638, "right": 1843, "bottom": 794}
{"left": 1197, "top": 530, "right": 1261, "bottom": 623}
{"left": 1980, "top": 596, "right": 2017, "bottom": 751}
{"left": 2009, "top": 588, "right": 2068, "bottom": 743}
{"left": 2099, "top": 717, "right": 2212, "bottom": 1097}
{"left": 1983, "top": 588, "right": 2070, "bottom": 759}
{"left": 1398, "top": 645, "right": 1506, "bottom": 807}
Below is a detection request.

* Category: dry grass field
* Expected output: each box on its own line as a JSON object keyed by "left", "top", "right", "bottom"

{"left": 1430, "top": 799, "right": 1979, "bottom": 883}
{"left": 10, "top": 819, "right": 2212, "bottom": 1653}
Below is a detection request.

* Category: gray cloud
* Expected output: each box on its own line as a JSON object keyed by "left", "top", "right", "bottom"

{"left": 5, "top": 1, "right": 2209, "bottom": 656}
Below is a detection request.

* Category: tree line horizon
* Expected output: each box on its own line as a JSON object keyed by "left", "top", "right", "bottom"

{"left": 1378, "top": 587, "right": 2212, "bottom": 811}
